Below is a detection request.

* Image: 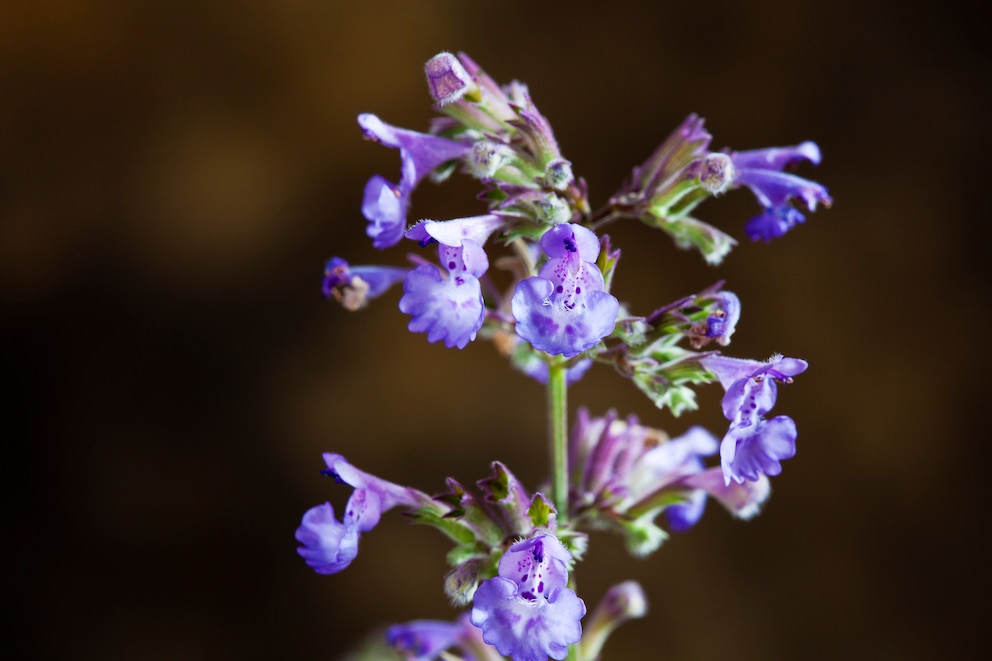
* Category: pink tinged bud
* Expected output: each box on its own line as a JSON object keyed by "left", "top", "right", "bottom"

{"left": 425, "top": 51, "right": 478, "bottom": 105}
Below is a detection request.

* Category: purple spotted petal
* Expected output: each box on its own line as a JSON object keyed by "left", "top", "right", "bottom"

{"left": 512, "top": 277, "right": 619, "bottom": 357}
{"left": 472, "top": 578, "right": 585, "bottom": 661}
{"left": 470, "top": 535, "right": 585, "bottom": 661}
{"left": 399, "top": 264, "right": 484, "bottom": 349}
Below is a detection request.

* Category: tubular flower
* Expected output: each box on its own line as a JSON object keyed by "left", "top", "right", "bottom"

{"left": 357, "top": 113, "right": 470, "bottom": 249}
{"left": 700, "top": 354, "right": 809, "bottom": 484}
{"left": 399, "top": 215, "right": 502, "bottom": 349}
{"left": 471, "top": 534, "right": 585, "bottom": 661}
{"left": 295, "top": 453, "right": 433, "bottom": 574}
{"left": 321, "top": 257, "right": 408, "bottom": 310}
{"left": 511, "top": 224, "right": 619, "bottom": 357}
{"left": 730, "top": 141, "right": 832, "bottom": 242}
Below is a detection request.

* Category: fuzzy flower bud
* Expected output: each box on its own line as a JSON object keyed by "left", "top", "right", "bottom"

{"left": 544, "top": 159, "right": 574, "bottom": 191}
{"left": 698, "top": 152, "right": 735, "bottom": 194}
{"left": 424, "top": 51, "right": 478, "bottom": 105}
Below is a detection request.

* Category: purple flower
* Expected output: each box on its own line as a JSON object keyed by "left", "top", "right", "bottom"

{"left": 700, "top": 354, "right": 809, "bottom": 484}
{"left": 471, "top": 534, "right": 585, "bottom": 661}
{"left": 511, "top": 224, "right": 619, "bottom": 357}
{"left": 399, "top": 215, "right": 503, "bottom": 349}
{"left": 730, "top": 141, "right": 832, "bottom": 242}
{"left": 358, "top": 114, "right": 470, "bottom": 249}
{"left": 295, "top": 453, "right": 431, "bottom": 574}
{"left": 322, "top": 257, "right": 408, "bottom": 310}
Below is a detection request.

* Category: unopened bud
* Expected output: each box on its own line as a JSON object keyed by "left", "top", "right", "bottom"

{"left": 580, "top": 581, "right": 648, "bottom": 660}
{"left": 698, "top": 152, "right": 736, "bottom": 194}
{"left": 535, "top": 194, "right": 572, "bottom": 225}
{"left": 425, "top": 52, "right": 479, "bottom": 106}
{"left": 444, "top": 558, "right": 485, "bottom": 606}
{"left": 544, "top": 159, "right": 574, "bottom": 191}
{"left": 470, "top": 140, "right": 511, "bottom": 179}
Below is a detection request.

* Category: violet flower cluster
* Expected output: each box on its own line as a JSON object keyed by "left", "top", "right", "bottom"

{"left": 299, "top": 51, "right": 829, "bottom": 660}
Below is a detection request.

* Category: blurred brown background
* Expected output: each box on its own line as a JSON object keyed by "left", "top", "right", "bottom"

{"left": 3, "top": 1, "right": 988, "bottom": 659}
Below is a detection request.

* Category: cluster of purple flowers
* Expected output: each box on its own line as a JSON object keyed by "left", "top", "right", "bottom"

{"left": 297, "top": 51, "right": 829, "bottom": 660}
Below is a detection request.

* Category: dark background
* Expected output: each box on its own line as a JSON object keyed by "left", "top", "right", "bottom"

{"left": 4, "top": 1, "right": 988, "bottom": 659}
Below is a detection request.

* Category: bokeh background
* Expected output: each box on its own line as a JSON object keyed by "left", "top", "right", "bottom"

{"left": 5, "top": 1, "right": 989, "bottom": 659}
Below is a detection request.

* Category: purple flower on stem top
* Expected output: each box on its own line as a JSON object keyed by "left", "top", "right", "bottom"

{"left": 399, "top": 215, "right": 503, "bottom": 349}
{"left": 700, "top": 354, "right": 808, "bottom": 485}
{"left": 730, "top": 141, "right": 832, "bottom": 242}
{"left": 358, "top": 114, "right": 470, "bottom": 249}
{"left": 471, "top": 534, "right": 585, "bottom": 661}
{"left": 295, "top": 453, "right": 432, "bottom": 575}
{"left": 322, "top": 257, "right": 408, "bottom": 310}
{"left": 512, "top": 224, "right": 619, "bottom": 357}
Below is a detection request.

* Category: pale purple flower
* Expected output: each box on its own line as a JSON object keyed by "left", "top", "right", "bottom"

{"left": 471, "top": 534, "right": 585, "bottom": 661}
{"left": 511, "top": 224, "right": 619, "bottom": 357}
{"left": 399, "top": 215, "right": 502, "bottom": 349}
{"left": 358, "top": 114, "right": 470, "bottom": 249}
{"left": 321, "top": 257, "right": 408, "bottom": 310}
{"left": 700, "top": 354, "right": 809, "bottom": 484}
{"left": 730, "top": 141, "right": 832, "bottom": 242}
{"left": 295, "top": 453, "right": 431, "bottom": 574}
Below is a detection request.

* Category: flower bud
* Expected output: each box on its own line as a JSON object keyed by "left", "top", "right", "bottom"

{"left": 424, "top": 51, "right": 479, "bottom": 105}
{"left": 469, "top": 140, "right": 512, "bottom": 179}
{"left": 580, "top": 581, "right": 648, "bottom": 660}
{"left": 544, "top": 158, "right": 574, "bottom": 191}
{"left": 698, "top": 152, "right": 736, "bottom": 194}
{"left": 535, "top": 194, "right": 572, "bottom": 225}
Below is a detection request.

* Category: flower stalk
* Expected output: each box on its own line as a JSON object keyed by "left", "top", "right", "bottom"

{"left": 548, "top": 357, "right": 569, "bottom": 523}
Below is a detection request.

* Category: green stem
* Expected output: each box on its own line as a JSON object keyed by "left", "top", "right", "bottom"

{"left": 547, "top": 359, "right": 569, "bottom": 524}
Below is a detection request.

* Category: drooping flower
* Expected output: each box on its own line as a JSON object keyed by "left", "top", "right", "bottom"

{"left": 295, "top": 453, "right": 433, "bottom": 574}
{"left": 399, "top": 215, "right": 503, "bottom": 349}
{"left": 321, "top": 257, "right": 408, "bottom": 310}
{"left": 511, "top": 224, "right": 619, "bottom": 357}
{"left": 700, "top": 354, "right": 809, "bottom": 484}
{"left": 568, "top": 410, "right": 771, "bottom": 555}
{"left": 471, "top": 534, "right": 585, "bottom": 661}
{"left": 730, "top": 141, "right": 832, "bottom": 242}
{"left": 357, "top": 114, "right": 470, "bottom": 249}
